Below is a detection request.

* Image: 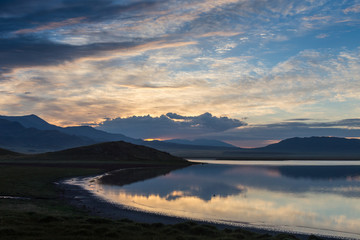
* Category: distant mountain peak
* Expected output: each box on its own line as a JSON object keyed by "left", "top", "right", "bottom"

{"left": 24, "top": 114, "right": 40, "bottom": 117}
{"left": 0, "top": 114, "right": 138, "bottom": 153}
{"left": 0, "top": 114, "right": 57, "bottom": 130}
{"left": 0, "top": 113, "right": 41, "bottom": 119}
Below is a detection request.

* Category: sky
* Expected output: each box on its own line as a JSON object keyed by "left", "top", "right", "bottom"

{"left": 1, "top": 0, "right": 360, "bottom": 147}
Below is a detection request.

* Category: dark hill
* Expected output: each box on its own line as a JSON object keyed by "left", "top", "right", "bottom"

{"left": 0, "top": 147, "right": 18, "bottom": 156}
{"left": 41, "top": 141, "right": 187, "bottom": 163}
{"left": 260, "top": 136, "right": 360, "bottom": 154}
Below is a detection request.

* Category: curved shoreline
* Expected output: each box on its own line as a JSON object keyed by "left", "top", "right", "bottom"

{"left": 58, "top": 168, "right": 345, "bottom": 240}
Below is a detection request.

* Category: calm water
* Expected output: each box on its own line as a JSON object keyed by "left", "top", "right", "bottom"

{"left": 83, "top": 160, "right": 360, "bottom": 239}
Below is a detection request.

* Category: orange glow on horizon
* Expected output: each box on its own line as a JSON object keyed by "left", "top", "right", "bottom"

{"left": 144, "top": 138, "right": 168, "bottom": 141}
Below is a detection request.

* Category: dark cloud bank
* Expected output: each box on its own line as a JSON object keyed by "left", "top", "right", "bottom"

{"left": 96, "top": 112, "right": 246, "bottom": 139}
{"left": 0, "top": 0, "right": 160, "bottom": 78}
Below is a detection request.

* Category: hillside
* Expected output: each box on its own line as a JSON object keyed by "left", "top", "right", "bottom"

{"left": 61, "top": 126, "right": 136, "bottom": 143}
{"left": 0, "top": 114, "right": 58, "bottom": 130}
{"left": 0, "top": 114, "right": 241, "bottom": 156}
{"left": 0, "top": 119, "right": 95, "bottom": 152}
{"left": 0, "top": 114, "right": 136, "bottom": 145}
{"left": 0, "top": 147, "right": 18, "bottom": 156}
{"left": 217, "top": 137, "right": 360, "bottom": 160}
{"left": 260, "top": 137, "right": 360, "bottom": 154}
{"left": 40, "top": 141, "right": 187, "bottom": 163}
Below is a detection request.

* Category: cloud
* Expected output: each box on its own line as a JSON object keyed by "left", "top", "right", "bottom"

{"left": 214, "top": 42, "right": 237, "bottom": 54}
{"left": 95, "top": 112, "right": 360, "bottom": 148}
{"left": 2, "top": 45, "right": 360, "bottom": 127}
{"left": 316, "top": 33, "right": 329, "bottom": 39}
{"left": 312, "top": 119, "right": 360, "bottom": 128}
{"left": 0, "top": 37, "right": 131, "bottom": 70}
{"left": 0, "top": 0, "right": 63, "bottom": 18}
{"left": 198, "top": 31, "right": 242, "bottom": 38}
{"left": 285, "top": 118, "right": 313, "bottom": 122}
{"left": 343, "top": 4, "right": 360, "bottom": 14}
{"left": 0, "top": 0, "right": 159, "bottom": 24}
{"left": 14, "top": 17, "right": 86, "bottom": 34}
{"left": 165, "top": 113, "right": 190, "bottom": 120}
{"left": 0, "top": 0, "right": 359, "bottom": 130}
{"left": 0, "top": 37, "right": 197, "bottom": 76}
{"left": 96, "top": 112, "right": 246, "bottom": 139}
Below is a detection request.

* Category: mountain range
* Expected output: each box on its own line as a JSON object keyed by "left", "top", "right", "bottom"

{"left": 0, "top": 114, "right": 238, "bottom": 154}
{"left": 0, "top": 114, "right": 360, "bottom": 159}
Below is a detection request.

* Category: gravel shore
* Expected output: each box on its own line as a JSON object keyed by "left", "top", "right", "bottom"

{"left": 59, "top": 177, "right": 188, "bottom": 224}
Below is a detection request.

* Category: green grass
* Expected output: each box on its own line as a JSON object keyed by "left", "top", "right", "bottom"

{"left": 0, "top": 161, "right": 318, "bottom": 240}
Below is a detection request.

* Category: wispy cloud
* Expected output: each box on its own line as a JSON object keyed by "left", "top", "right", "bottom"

{"left": 14, "top": 17, "right": 86, "bottom": 34}
{"left": 198, "top": 31, "right": 243, "bottom": 38}
{"left": 0, "top": 0, "right": 359, "bottom": 129}
{"left": 2, "top": 44, "right": 360, "bottom": 126}
{"left": 343, "top": 4, "right": 360, "bottom": 14}
{"left": 316, "top": 33, "right": 329, "bottom": 39}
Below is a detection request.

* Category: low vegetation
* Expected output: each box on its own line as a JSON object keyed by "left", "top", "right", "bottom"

{"left": 1, "top": 212, "right": 317, "bottom": 240}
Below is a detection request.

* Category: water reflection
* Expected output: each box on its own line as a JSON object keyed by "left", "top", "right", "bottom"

{"left": 88, "top": 162, "right": 360, "bottom": 239}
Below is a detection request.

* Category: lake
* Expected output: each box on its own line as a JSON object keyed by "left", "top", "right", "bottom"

{"left": 80, "top": 160, "right": 360, "bottom": 239}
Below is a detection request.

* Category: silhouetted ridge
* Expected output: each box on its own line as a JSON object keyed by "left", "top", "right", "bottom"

{"left": 0, "top": 114, "right": 135, "bottom": 141}
{"left": 0, "top": 147, "right": 18, "bottom": 156}
{"left": 0, "top": 115, "right": 139, "bottom": 153}
{"left": 0, "top": 118, "right": 95, "bottom": 152}
{"left": 0, "top": 114, "right": 58, "bottom": 130}
{"left": 2, "top": 114, "right": 360, "bottom": 159}
{"left": 61, "top": 126, "right": 136, "bottom": 143}
{"left": 45, "top": 141, "right": 186, "bottom": 162}
{"left": 261, "top": 137, "right": 360, "bottom": 154}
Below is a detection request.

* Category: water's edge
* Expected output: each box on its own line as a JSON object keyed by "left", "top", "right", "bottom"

{"left": 59, "top": 164, "right": 350, "bottom": 240}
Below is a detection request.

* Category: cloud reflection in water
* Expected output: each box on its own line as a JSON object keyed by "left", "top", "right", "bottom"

{"left": 91, "top": 163, "right": 360, "bottom": 239}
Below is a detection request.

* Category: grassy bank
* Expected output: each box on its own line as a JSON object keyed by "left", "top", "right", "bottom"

{"left": 0, "top": 161, "right": 320, "bottom": 240}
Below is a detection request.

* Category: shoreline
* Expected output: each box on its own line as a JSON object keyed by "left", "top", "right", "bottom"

{"left": 58, "top": 166, "right": 345, "bottom": 240}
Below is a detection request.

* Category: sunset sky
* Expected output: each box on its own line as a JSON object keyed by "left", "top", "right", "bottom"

{"left": 1, "top": 0, "right": 360, "bottom": 146}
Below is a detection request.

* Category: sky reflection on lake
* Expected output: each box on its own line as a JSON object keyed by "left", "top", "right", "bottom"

{"left": 89, "top": 161, "right": 360, "bottom": 239}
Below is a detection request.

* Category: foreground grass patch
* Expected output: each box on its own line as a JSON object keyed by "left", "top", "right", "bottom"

{"left": 0, "top": 212, "right": 305, "bottom": 240}
{"left": 0, "top": 165, "right": 102, "bottom": 198}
